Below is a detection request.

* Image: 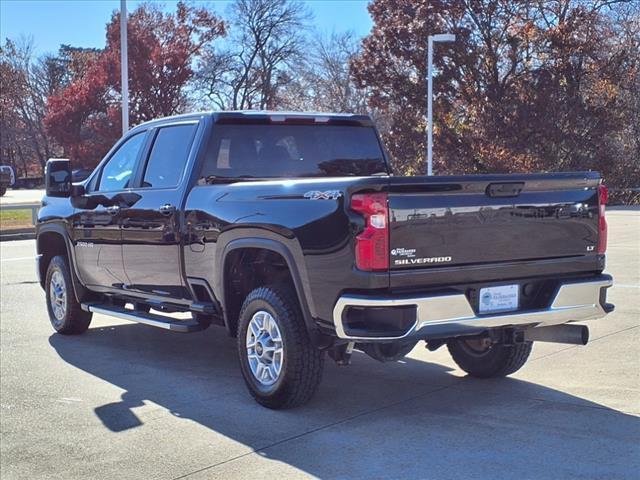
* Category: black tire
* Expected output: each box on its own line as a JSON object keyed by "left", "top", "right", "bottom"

{"left": 0, "top": 186, "right": 6, "bottom": 196}
{"left": 45, "top": 255, "right": 92, "bottom": 335}
{"left": 237, "top": 285, "right": 324, "bottom": 409}
{"left": 447, "top": 337, "right": 532, "bottom": 378}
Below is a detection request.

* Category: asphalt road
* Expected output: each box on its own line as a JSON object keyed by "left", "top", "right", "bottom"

{"left": 1, "top": 210, "right": 638, "bottom": 480}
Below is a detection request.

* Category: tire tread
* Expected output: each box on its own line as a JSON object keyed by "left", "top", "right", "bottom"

{"left": 237, "top": 284, "right": 323, "bottom": 409}
{"left": 447, "top": 339, "right": 532, "bottom": 378}
{"left": 46, "top": 255, "right": 92, "bottom": 335}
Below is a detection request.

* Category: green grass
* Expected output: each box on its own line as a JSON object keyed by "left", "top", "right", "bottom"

{"left": 0, "top": 209, "right": 34, "bottom": 230}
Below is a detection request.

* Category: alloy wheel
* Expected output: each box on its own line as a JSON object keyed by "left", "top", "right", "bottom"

{"left": 245, "top": 310, "right": 284, "bottom": 386}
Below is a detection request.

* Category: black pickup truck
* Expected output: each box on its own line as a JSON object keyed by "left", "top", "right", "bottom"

{"left": 36, "top": 111, "right": 613, "bottom": 409}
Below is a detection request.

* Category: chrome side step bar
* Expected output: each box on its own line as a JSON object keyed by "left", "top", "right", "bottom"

{"left": 81, "top": 303, "right": 205, "bottom": 333}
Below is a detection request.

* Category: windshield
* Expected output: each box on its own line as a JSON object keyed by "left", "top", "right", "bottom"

{"left": 201, "top": 124, "right": 388, "bottom": 180}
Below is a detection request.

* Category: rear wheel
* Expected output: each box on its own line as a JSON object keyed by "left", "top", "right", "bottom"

{"left": 447, "top": 337, "right": 532, "bottom": 378}
{"left": 45, "top": 255, "right": 92, "bottom": 334}
{"left": 237, "top": 285, "right": 324, "bottom": 409}
{"left": 0, "top": 186, "right": 6, "bottom": 196}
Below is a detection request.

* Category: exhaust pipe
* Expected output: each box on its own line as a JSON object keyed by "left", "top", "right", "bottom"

{"left": 524, "top": 324, "right": 589, "bottom": 345}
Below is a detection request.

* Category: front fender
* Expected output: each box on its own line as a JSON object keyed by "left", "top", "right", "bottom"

{"left": 36, "top": 222, "right": 88, "bottom": 302}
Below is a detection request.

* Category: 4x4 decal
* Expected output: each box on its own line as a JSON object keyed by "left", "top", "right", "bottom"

{"left": 303, "top": 190, "right": 343, "bottom": 200}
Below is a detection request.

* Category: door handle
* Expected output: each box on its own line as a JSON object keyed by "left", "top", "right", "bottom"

{"left": 159, "top": 204, "right": 176, "bottom": 216}
{"left": 106, "top": 205, "right": 120, "bottom": 216}
{"left": 486, "top": 182, "right": 524, "bottom": 198}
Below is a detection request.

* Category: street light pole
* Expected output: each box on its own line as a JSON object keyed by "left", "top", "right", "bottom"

{"left": 120, "top": 0, "right": 129, "bottom": 135}
{"left": 426, "top": 33, "right": 455, "bottom": 176}
{"left": 427, "top": 36, "right": 434, "bottom": 176}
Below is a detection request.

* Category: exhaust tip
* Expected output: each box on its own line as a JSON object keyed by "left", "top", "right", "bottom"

{"left": 524, "top": 324, "right": 590, "bottom": 346}
{"left": 579, "top": 325, "right": 589, "bottom": 346}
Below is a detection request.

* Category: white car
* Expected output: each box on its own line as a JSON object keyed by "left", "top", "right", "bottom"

{"left": 0, "top": 165, "right": 15, "bottom": 196}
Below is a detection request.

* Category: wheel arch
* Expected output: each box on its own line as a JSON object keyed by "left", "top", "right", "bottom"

{"left": 218, "top": 237, "right": 317, "bottom": 340}
{"left": 36, "top": 224, "right": 89, "bottom": 302}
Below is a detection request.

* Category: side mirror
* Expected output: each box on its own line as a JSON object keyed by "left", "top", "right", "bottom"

{"left": 111, "top": 192, "right": 142, "bottom": 208}
{"left": 71, "top": 193, "right": 109, "bottom": 210}
{"left": 45, "top": 159, "right": 71, "bottom": 198}
{"left": 72, "top": 168, "right": 92, "bottom": 183}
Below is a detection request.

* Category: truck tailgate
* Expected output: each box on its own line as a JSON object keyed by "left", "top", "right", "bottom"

{"left": 388, "top": 172, "right": 602, "bottom": 273}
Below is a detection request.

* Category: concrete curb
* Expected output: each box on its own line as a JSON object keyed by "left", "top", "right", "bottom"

{"left": 608, "top": 205, "right": 640, "bottom": 211}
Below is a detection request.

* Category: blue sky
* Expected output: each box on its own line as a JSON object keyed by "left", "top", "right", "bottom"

{"left": 1, "top": 0, "right": 373, "bottom": 56}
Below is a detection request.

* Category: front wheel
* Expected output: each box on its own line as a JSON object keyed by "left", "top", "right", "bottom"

{"left": 237, "top": 285, "right": 324, "bottom": 409}
{"left": 447, "top": 337, "right": 532, "bottom": 378}
{"left": 45, "top": 255, "right": 92, "bottom": 334}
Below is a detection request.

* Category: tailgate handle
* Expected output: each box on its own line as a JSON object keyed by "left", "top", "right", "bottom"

{"left": 486, "top": 182, "right": 524, "bottom": 198}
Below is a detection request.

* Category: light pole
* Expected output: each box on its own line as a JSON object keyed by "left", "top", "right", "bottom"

{"left": 427, "top": 33, "right": 455, "bottom": 176}
{"left": 120, "top": 0, "right": 129, "bottom": 135}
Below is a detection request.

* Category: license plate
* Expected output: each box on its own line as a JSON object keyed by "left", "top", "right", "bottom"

{"left": 479, "top": 284, "right": 519, "bottom": 314}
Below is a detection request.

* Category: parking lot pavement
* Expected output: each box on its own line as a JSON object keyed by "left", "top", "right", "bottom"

{"left": 0, "top": 189, "right": 44, "bottom": 206}
{"left": 0, "top": 210, "right": 638, "bottom": 480}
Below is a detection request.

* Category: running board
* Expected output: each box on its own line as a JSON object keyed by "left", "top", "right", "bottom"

{"left": 82, "top": 303, "right": 205, "bottom": 333}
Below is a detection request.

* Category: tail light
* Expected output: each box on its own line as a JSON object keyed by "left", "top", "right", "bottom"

{"left": 597, "top": 184, "right": 608, "bottom": 254}
{"left": 351, "top": 192, "right": 389, "bottom": 271}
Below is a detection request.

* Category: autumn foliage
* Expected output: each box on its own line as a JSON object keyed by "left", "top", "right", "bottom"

{"left": 352, "top": 0, "right": 639, "bottom": 197}
{"left": 44, "top": 2, "right": 224, "bottom": 166}
{"left": 2, "top": 0, "right": 637, "bottom": 201}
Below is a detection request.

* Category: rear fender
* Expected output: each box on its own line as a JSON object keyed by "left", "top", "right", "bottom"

{"left": 216, "top": 232, "right": 318, "bottom": 339}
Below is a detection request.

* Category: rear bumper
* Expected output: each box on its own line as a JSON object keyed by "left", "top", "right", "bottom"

{"left": 332, "top": 274, "right": 613, "bottom": 341}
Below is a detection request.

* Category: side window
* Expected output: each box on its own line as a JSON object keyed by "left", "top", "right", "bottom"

{"left": 142, "top": 124, "right": 197, "bottom": 189}
{"left": 98, "top": 133, "right": 146, "bottom": 192}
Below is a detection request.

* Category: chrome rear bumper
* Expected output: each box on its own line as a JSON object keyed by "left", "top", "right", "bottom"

{"left": 332, "top": 275, "right": 613, "bottom": 341}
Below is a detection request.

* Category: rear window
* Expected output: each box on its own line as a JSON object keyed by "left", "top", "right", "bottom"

{"left": 142, "top": 124, "right": 197, "bottom": 189}
{"left": 200, "top": 124, "right": 388, "bottom": 180}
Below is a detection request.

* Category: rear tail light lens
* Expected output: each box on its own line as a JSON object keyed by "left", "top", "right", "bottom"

{"left": 351, "top": 192, "right": 389, "bottom": 271}
{"left": 597, "top": 184, "right": 608, "bottom": 254}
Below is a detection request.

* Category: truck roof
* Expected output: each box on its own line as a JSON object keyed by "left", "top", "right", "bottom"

{"left": 133, "top": 110, "right": 374, "bottom": 130}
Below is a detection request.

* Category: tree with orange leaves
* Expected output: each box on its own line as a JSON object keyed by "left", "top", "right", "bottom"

{"left": 45, "top": 2, "right": 225, "bottom": 167}
{"left": 352, "top": 0, "right": 639, "bottom": 198}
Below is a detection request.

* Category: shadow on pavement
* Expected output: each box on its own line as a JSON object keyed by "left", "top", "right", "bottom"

{"left": 49, "top": 323, "right": 640, "bottom": 479}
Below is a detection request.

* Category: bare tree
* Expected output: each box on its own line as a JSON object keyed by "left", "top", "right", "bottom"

{"left": 279, "top": 31, "right": 370, "bottom": 113}
{"left": 197, "top": 0, "right": 311, "bottom": 110}
{"left": 0, "top": 39, "right": 99, "bottom": 176}
{"left": 0, "top": 38, "right": 62, "bottom": 175}
{"left": 0, "top": 43, "right": 26, "bottom": 176}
